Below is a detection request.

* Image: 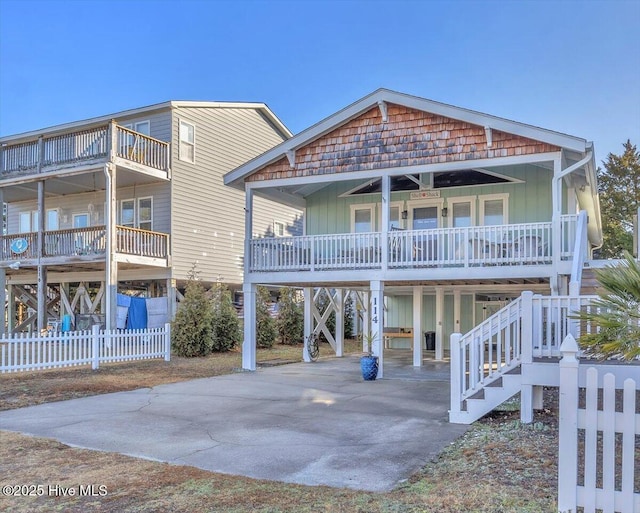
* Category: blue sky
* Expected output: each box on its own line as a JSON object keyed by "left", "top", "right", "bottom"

{"left": 1, "top": 0, "right": 638, "bottom": 165}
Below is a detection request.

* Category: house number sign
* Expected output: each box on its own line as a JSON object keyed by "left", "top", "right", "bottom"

{"left": 10, "top": 238, "right": 29, "bottom": 254}
{"left": 372, "top": 297, "right": 378, "bottom": 323}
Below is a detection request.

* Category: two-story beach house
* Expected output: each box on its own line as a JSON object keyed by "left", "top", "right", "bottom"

{"left": 225, "top": 88, "right": 609, "bottom": 423}
{"left": 1, "top": 101, "right": 301, "bottom": 334}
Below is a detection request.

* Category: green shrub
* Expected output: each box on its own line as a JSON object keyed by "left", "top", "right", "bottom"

{"left": 276, "top": 287, "right": 303, "bottom": 345}
{"left": 256, "top": 286, "right": 277, "bottom": 348}
{"left": 171, "top": 273, "right": 214, "bottom": 357}
{"left": 210, "top": 282, "right": 241, "bottom": 352}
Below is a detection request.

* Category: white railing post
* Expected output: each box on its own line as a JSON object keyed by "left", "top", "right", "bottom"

{"left": 449, "top": 333, "right": 462, "bottom": 419}
{"left": 520, "top": 291, "right": 534, "bottom": 423}
{"left": 557, "top": 334, "right": 579, "bottom": 513}
{"left": 91, "top": 324, "right": 101, "bottom": 370}
{"left": 164, "top": 323, "right": 171, "bottom": 361}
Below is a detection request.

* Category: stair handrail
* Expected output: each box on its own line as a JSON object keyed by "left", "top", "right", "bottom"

{"left": 450, "top": 294, "right": 525, "bottom": 415}
{"left": 568, "top": 210, "right": 589, "bottom": 296}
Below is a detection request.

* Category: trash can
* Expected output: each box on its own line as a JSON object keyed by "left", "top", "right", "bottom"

{"left": 62, "top": 314, "right": 72, "bottom": 332}
{"left": 424, "top": 331, "right": 435, "bottom": 351}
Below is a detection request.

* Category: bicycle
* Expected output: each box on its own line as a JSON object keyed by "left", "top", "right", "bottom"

{"left": 306, "top": 332, "right": 319, "bottom": 362}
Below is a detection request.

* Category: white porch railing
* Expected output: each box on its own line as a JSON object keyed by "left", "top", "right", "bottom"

{"left": 250, "top": 232, "right": 383, "bottom": 272}
{"left": 115, "top": 125, "right": 170, "bottom": 171}
{"left": 116, "top": 226, "right": 169, "bottom": 259}
{"left": 0, "top": 324, "right": 171, "bottom": 373}
{"left": 1, "top": 123, "right": 170, "bottom": 178}
{"left": 558, "top": 339, "right": 639, "bottom": 513}
{"left": 0, "top": 225, "right": 169, "bottom": 262}
{"left": 450, "top": 292, "right": 599, "bottom": 409}
{"left": 249, "top": 219, "right": 572, "bottom": 273}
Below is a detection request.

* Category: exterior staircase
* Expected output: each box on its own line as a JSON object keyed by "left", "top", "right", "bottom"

{"left": 449, "top": 291, "right": 597, "bottom": 424}
{"left": 580, "top": 267, "right": 601, "bottom": 295}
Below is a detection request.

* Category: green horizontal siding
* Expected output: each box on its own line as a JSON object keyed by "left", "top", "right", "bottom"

{"left": 305, "top": 164, "right": 554, "bottom": 235}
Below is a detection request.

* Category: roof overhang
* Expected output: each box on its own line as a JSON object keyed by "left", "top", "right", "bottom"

{"left": 224, "top": 88, "right": 590, "bottom": 190}
{"left": 1, "top": 101, "right": 291, "bottom": 145}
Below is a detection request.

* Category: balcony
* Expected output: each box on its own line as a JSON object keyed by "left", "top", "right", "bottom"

{"left": 248, "top": 216, "right": 578, "bottom": 275}
{"left": 1, "top": 226, "right": 169, "bottom": 267}
{"left": 0, "top": 123, "right": 170, "bottom": 181}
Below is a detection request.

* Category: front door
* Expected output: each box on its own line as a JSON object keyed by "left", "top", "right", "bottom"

{"left": 410, "top": 204, "right": 440, "bottom": 261}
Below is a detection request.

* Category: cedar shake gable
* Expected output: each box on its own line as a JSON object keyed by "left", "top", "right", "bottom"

{"left": 246, "top": 104, "right": 560, "bottom": 183}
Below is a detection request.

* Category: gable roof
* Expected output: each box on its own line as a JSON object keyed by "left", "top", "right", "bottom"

{"left": 224, "top": 88, "right": 590, "bottom": 189}
{"left": 0, "top": 101, "right": 292, "bottom": 144}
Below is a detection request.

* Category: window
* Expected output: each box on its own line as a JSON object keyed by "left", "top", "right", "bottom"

{"left": 447, "top": 196, "right": 476, "bottom": 228}
{"left": 273, "top": 221, "right": 285, "bottom": 237}
{"left": 137, "top": 197, "right": 153, "bottom": 231}
{"left": 19, "top": 212, "right": 31, "bottom": 233}
{"left": 120, "top": 197, "right": 153, "bottom": 230}
{"left": 18, "top": 209, "right": 58, "bottom": 232}
{"left": 350, "top": 204, "right": 375, "bottom": 233}
{"left": 179, "top": 120, "right": 195, "bottom": 162}
{"left": 479, "top": 194, "right": 509, "bottom": 226}
{"left": 376, "top": 202, "right": 403, "bottom": 230}
{"left": 120, "top": 199, "right": 135, "bottom": 228}
{"left": 47, "top": 209, "right": 59, "bottom": 231}
{"left": 73, "top": 213, "right": 89, "bottom": 228}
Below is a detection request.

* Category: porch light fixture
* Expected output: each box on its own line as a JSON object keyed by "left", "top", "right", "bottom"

{"left": 441, "top": 207, "right": 448, "bottom": 217}
{"left": 401, "top": 210, "right": 408, "bottom": 220}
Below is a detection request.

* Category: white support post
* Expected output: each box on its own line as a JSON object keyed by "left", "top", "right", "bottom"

{"left": 164, "top": 322, "right": 171, "bottom": 361}
{"left": 242, "top": 283, "right": 257, "bottom": 370}
{"left": 361, "top": 291, "right": 370, "bottom": 353}
{"left": 37, "top": 179, "right": 46, "bottom": 333}
{"left": 91, "top": 324, "right": 101, "bottom": 370}
{"left": 412, "top": 285, "right": 423, "bottom": 367}
{"left": 166, "top": 278, "right": 177, "bottom": 321}
{"left": 303, "top": 287, "right": 313, "bottom": 362}
{"left": 453, "top": 289, "right": 461, "bottom": 338}
{"left": 0, "top": 269, "right": 5, "bottom": 336}
{"left": 381, "top": 175, "right": 390, "bottom": 270}
{"left": 520, "top": 290, "right": 534, "bottom": 423}
{"left": 435, "top": 287, "right": 444, "bottom": 360}
{"left": 7, "top": 284, "right": 14, "bottom": 333}
{"left": 557, "top": 334, "right": 579, "bottom": 513}
{"left": 449, "top": 333, "right": 462, "bottom": 420}
{"left": 104, "top": 163, "right": 118, "bottom": 330}
{"left": 334, "top": 289, "right": 344, "bottom": 357}
{"left": 551, "top": 157, "right": 562, "bottom": 295}
{"left": 370, "top": 280, "right": 384, "bottom": 378}
{"left": 244, "top": 187, "right": 254, "bottom": 273}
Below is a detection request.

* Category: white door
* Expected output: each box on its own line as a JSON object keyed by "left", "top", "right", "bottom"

{"left": 410, "top": 204, "right": 440, "bottom": 261}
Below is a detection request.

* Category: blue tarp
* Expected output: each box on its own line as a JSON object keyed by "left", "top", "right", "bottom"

{"left": 117, "top": 294, "right": 132, "bottom": 308}
{"left": 126, "top": 297, "right": 148, "bottom": 329}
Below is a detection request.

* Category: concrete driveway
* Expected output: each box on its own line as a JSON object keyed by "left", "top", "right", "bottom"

{"left": 0, "top": 355, "right": 468, "bottom": 492}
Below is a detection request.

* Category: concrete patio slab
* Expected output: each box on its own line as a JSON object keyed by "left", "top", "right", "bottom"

{"left": 0, "top": 355, "right": 468, "bottom": 492}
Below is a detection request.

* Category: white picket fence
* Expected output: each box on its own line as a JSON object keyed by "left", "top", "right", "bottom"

{"left": 0, "top": 324, "right": 171, "bottom": 373}
{"left": 558, "top": 335, "right": 639, "bottom": 513}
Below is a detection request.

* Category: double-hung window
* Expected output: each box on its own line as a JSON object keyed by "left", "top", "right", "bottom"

{"left": 120, "top": 197, "right": 153, "bottom": 231}
{"left": 179, "top": 120, "right": 195, "bottom": 162}
{"left": 19, "top": 209, "right": 58, "bottom": 232}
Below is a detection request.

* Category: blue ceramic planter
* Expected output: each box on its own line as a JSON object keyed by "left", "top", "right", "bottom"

{"left": 360, "top": 355, "right": 379, "bottom": 381}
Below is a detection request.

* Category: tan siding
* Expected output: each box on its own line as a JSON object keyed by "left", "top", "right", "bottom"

{"left": 6, "top": 184, "right": 170, "bottom": 233}
{"left": 116, "top": 109, "right": 172, "bottom": 142}
{"left": 170, "top": 106, "right": 301, "bottom": 285}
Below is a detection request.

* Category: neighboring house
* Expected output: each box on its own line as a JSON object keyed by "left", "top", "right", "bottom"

{"left": 0, "top": 101, "right": 302, "bottom": 333}
{"left": 225, "top": 88, "right": 612, "bottom": 422}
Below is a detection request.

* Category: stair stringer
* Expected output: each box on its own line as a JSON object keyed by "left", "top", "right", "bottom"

{"left": 449, "top": 368, "right": 522, "bottom": 424}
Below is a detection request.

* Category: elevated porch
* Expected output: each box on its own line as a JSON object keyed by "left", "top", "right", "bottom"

{"left": 1, "top": 121, "right": 170, "bottom": 185}
{"left": 247, "top": 214, "right": 579, "bottom": 281}
{"left": 0, "top": 225, "right": 170, "bottom": 268}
